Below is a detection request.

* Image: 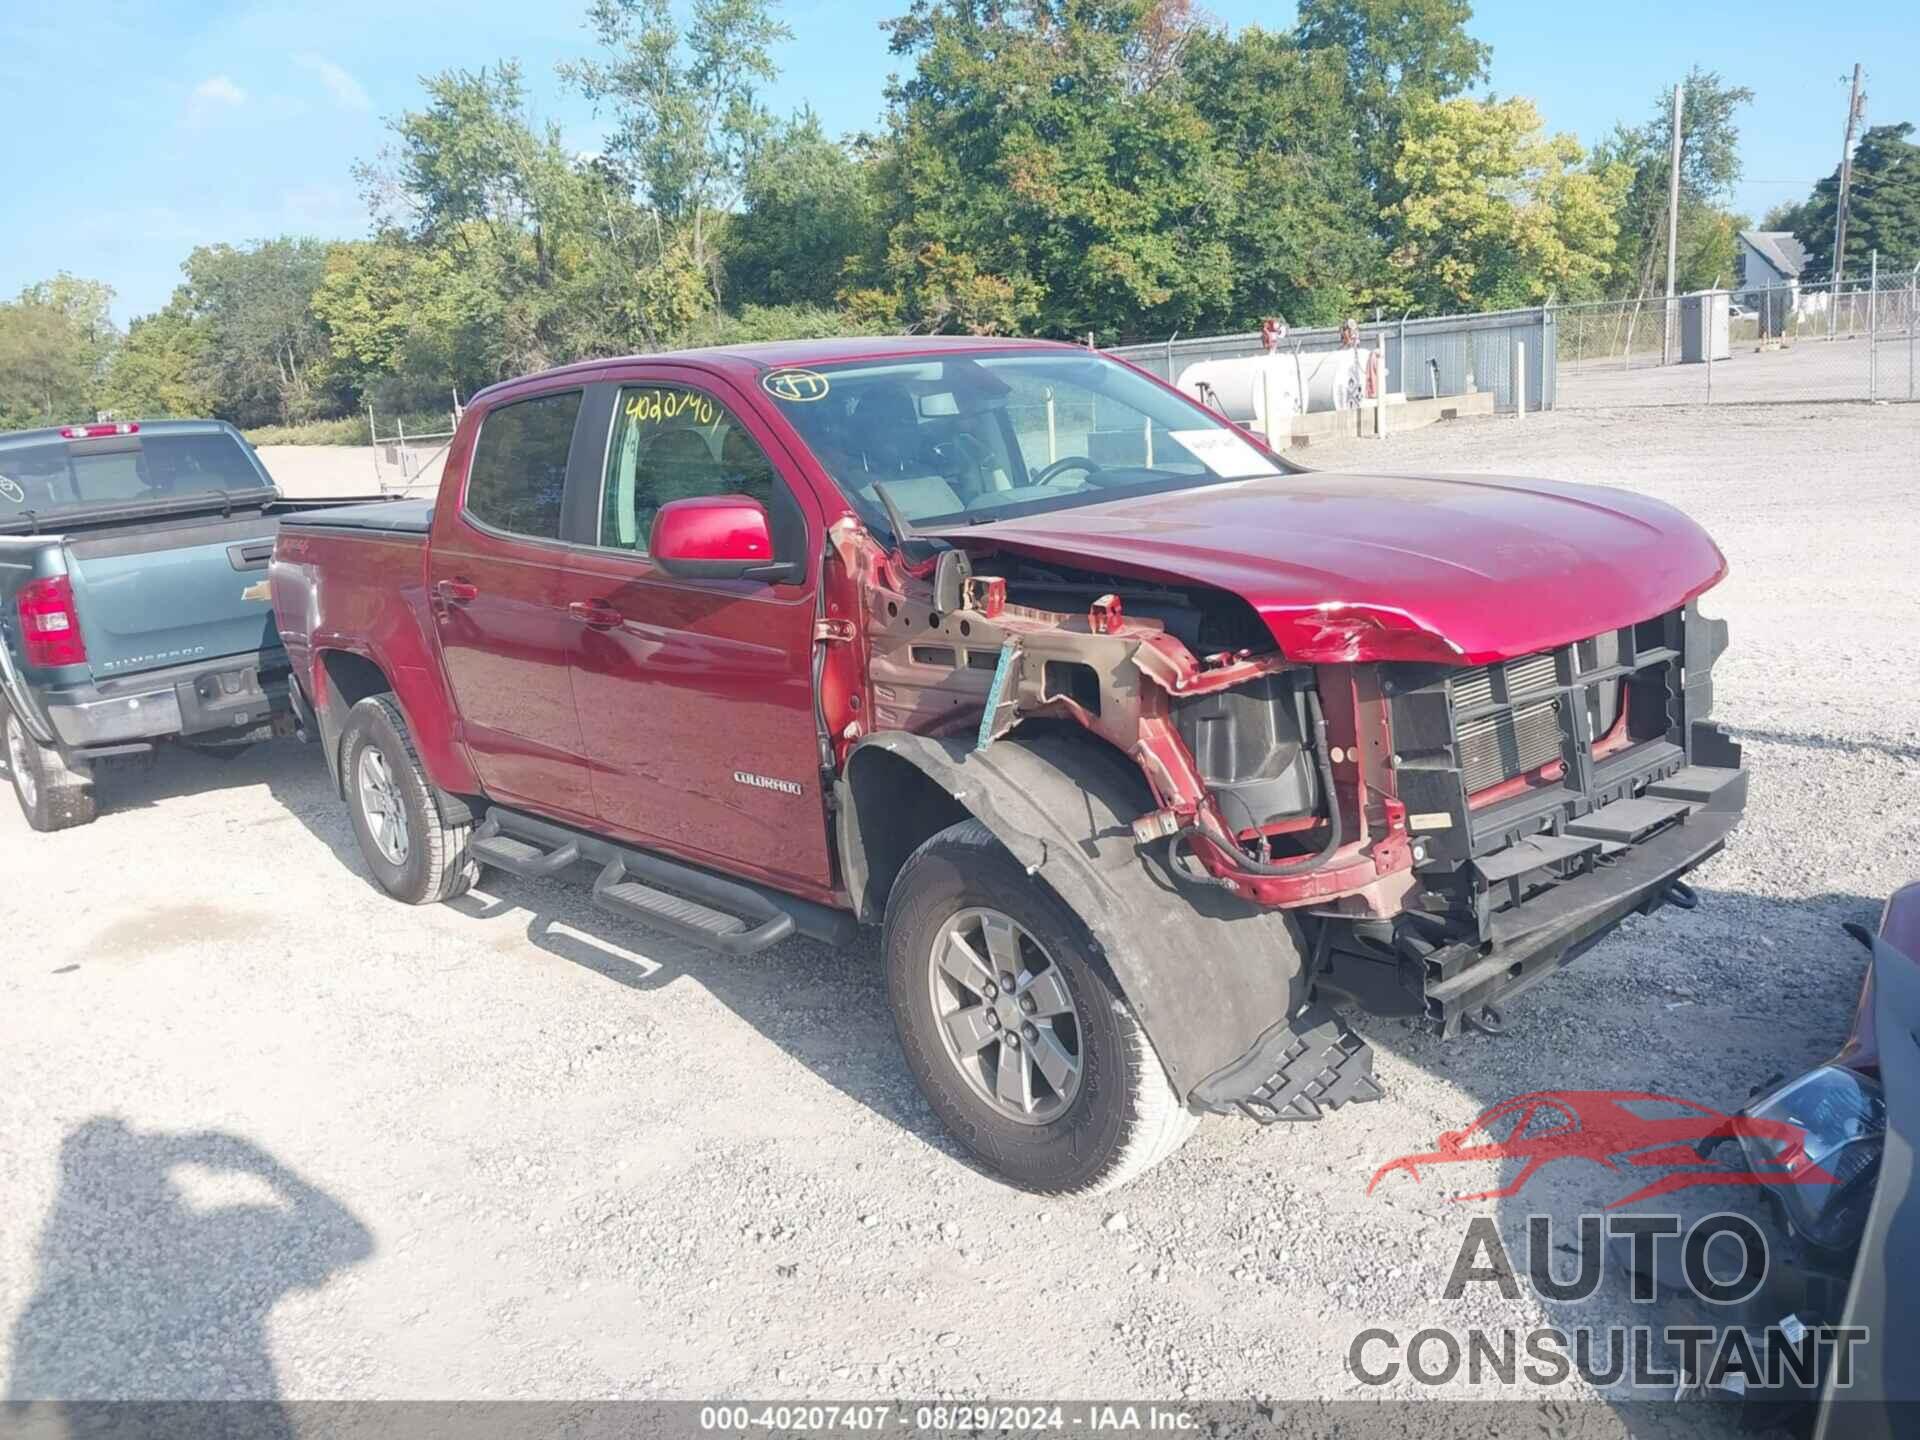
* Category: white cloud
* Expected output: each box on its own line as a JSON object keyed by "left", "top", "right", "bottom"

{"left": 191, "top": 75, "right": 248, "bottom": 108}
{"left": 295, "top": 54, "right": 371, "bottom": 113}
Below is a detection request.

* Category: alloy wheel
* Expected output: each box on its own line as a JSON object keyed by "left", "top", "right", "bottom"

{"left": 927, "top": 907, "right": 1083, "bottom": 1124}
{"left": 356, "top": 746, "right": 410, "bottom": 866}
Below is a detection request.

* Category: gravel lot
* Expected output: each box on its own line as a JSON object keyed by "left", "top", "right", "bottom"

{"left": 3, "top": 402, "right": 1916, "bottom": 1425}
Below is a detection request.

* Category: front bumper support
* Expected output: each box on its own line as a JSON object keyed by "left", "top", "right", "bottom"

{"left": 1322, "top": 795, "right": 1742, "bottom": 1037}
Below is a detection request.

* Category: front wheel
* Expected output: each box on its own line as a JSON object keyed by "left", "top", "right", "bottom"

{"left": 340, "top": 695, "right": 477, "bottom": 904}
{"left": 884, "top": 819, "right": 1197, "bottom": 1194}
{"left": 4, "top": 704, "right": 97, "bottom": 832}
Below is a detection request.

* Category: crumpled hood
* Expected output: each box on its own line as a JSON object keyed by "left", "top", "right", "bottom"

{"left": 925, "top": 471, "right": 1727, "bottom": 665}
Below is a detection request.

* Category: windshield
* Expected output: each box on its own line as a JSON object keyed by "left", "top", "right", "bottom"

{"left": 0, "top": 430, "right": 269, "bottom": 519}
{"left": 757, "top": 350, "right": 1282, "bottom": 531}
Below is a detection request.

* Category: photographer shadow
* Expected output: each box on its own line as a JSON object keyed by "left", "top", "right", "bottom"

{"left": 5, "top": 1119, "right": 372, "bottom": 1436}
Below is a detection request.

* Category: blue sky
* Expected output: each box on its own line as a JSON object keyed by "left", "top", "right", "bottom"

{"left": 3, "top": 0, "right": 1915, "bottom": 322}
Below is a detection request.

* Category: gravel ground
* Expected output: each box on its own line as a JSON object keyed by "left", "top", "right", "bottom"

{"left": 3, "top": 402, "right": 1916, "bottom": 1423}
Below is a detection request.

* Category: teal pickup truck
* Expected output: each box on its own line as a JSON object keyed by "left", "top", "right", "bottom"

{"left": 0, "top": 419, "right": 336, "bottom": 831}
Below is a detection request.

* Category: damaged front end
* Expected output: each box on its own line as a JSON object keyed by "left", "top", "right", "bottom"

{"left": 820, "top": 519, "right": 1743, "bottom": 1122}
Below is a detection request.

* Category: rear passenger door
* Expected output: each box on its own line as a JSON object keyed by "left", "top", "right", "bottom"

{"left": 429, "top": 385, "right": 605, "bottom": 820}
{"left": 558, "top": 369, "right": 832, "bottom": 894}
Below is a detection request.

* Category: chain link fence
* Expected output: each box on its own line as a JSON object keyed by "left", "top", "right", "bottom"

{"left": 1554, "top": 269, "right": 1920, "bottom": 409}
{"left": 1104, "top": 264, "right": 1919, "bottom": 430}
{"left": 1106, "top": 307, "right": 1554, "bottom": 416}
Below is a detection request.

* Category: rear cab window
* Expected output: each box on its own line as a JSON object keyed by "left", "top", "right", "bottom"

{"left": 463, "top": 390, "right": 584, "bottom": 541}
{"left": 0, "top": 429, "right": 269, "bottom": 522}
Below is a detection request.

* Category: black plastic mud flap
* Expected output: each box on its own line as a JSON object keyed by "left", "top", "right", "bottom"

{"left": 1188, "top": 1003, "right": 1385, "bottom": 1123}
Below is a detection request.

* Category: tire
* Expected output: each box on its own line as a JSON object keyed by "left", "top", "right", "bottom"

{"left": 339, "top": 695, "right": 477, "bottom": 905}
{"left": 884, "top": 818, "right": 1198, "bottom": 1195}
{"left": 3, "top": 703, "right": 98, "bottom": 833}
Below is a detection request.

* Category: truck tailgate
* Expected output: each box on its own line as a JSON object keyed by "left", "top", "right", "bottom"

{"left": 66, "top": 515, "right": 281, "bottom": 680}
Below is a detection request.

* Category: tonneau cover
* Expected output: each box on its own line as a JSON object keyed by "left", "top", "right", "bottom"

{"left": 280, "top": 498, "right": 433, "bottom": 535}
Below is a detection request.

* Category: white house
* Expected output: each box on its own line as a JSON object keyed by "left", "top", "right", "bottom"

{"left": 1738, "top": 230, "right": 1827, "bottom": 329}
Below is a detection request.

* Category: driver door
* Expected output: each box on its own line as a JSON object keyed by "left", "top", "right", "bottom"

{"left": 559, "top": 368, "right": 833, "bottom": 896}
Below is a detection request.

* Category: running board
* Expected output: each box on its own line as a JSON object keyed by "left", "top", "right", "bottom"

{"left": 471, "top": 806, "right": 857, "bottom": 955}
{"left": 471, "top": 815, "right": 581, "bottom": 877}
{"left": 592, "top": 860, "right": 793, "bottom": 954}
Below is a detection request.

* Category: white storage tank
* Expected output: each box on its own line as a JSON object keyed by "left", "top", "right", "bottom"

{"left": 1176, "top": 356, "right": 1301, "bottom": 433}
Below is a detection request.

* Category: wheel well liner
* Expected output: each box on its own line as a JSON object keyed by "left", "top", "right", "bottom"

{"left": 839, "top": 730, "right": 1310, "bottom": 1100}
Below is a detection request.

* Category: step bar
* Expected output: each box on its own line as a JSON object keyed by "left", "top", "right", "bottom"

{"left": 469, "top": 807, "right": 859, "bottom": 956}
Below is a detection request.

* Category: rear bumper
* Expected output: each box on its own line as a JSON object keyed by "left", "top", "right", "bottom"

{"left": 43, "top": 650, "right": 289, "bottom": 749}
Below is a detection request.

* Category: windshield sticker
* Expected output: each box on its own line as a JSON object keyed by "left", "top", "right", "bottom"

{"left": 1168, "top": 428, "right": 1273, "bottom": 478}
{"left": 625, "top": 388, "right": 717, "bottom": 427}
{"left": 761, "top": 368, "right": 831, "bottom": 403}
{"left": 0, "top": 476, "right": 24, "bottom": 504}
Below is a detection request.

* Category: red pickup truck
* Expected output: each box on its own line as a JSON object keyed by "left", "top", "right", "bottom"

{"left": 271, "top": 336, "right": 1745, "bottom": 1194}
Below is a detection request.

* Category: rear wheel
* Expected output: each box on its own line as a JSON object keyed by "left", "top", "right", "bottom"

{"left": 3, "top": 705, "right": 97, "bottom": 832}
{"left": 340, "top": 695, "right": 477, "bottom": 904}
{"left": 884, "top": 819, "right": 1197, "bottom": 1194}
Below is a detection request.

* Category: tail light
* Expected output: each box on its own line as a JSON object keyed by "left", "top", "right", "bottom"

{"left": 17, "top": 575, "right": 87, "bottom": 667}
{"left": 60, "top": 423, "right": 138, "bottom": 439}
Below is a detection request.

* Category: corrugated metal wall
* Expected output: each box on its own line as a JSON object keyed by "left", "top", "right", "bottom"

{"left": 1107, "top": 307, "right": 1557, "bottom": 414}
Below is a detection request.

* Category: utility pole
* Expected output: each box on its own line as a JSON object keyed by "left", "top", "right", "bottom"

{"left": 1663, "top": 82, "right": 1683, "bottom": 365}
{"left": 1831, "top": 64, "right": 1864, "bottom": 330}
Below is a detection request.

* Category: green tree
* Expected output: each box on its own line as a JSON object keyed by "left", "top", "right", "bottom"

{"left": 181, "top": 238, "right": 334, "bottom": 426}
{"left": 0, "top": 275, "right": 119, "bottom": 430}
{"left": 1592, "top": 69, "right": 1753, "bottom": 298}
{"left": 1293, "top": 0, "right": 1490, "bottom": 204}
{"left": 1181, "top": 25, "right": 1379, "bottom": 327}
{"left": 100, "top": 299, "right": 216, "bottom": 419}
{"left": 361, "top": 64, "right": 688, "bottom": 384}
{"left": 1384, "top": 95, "right": 1626, "bottom": 312}
{"left": 872, "top": 0, "right": 1237, "bottom": 338}
{"left": 724, "top": 112, "right": 881, "bottom": 308}
{"left": 563, "top": 0, "right": 792, "bottom": 288}
{"left": 1792, "top": 122, "right": 1920, "bottom": 277}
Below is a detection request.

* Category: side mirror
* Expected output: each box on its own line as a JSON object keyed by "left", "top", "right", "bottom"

{"left": 649, "top": 495, "right": 799, "bottom": 583}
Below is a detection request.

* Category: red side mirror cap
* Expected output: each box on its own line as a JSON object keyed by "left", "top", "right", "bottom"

{"left": 649, "top": 495, "right": 792, "bottom": 582}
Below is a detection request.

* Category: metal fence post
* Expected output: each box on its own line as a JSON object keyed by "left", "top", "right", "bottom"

{"left": 1869, "top": 251, "right": 1879, "bottom": 401}
{"left": 1375, "top": 333, "right": 1389, "bottom": 439}
{"left": 1896, "top": 268, "right": 1912, "bottom": 403}
{"left": 1514, "top": 339, "right": 1526, "bottom": 420}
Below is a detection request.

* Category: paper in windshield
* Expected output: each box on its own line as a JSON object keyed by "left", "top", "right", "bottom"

{"left": 1168, "top": 428, "right": 1273, "bottom": 478}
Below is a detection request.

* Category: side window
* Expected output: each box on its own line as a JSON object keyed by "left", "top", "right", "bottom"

{"left": 600, "top": 384, "right": 780, "bottom": 553}
{"left": 464, "top": 390, "right": 582, "bottom": 540}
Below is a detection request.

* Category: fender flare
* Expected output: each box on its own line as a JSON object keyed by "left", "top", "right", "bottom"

{"left": 843, "top": 729, "right": 1310, "bottom": 1100}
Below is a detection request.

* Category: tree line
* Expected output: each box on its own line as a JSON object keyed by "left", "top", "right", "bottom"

{"left": 3, "top": 0, "right": 1909, "bottom": 435}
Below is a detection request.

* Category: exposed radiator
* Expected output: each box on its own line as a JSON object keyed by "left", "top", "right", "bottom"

{"left": 1450, "top": 651, "right": 1562, "bottom": 793}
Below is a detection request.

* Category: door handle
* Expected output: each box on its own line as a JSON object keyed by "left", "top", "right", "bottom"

{"left": 436, "top": 578, "right": 479, "bottom": 604}
{"left": 569, "top": 599, "right": 624, "bottom": 629}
